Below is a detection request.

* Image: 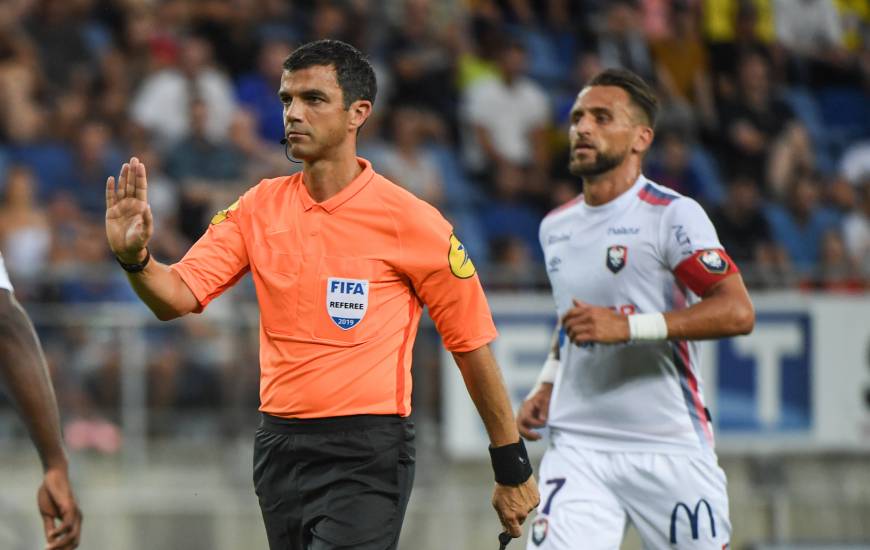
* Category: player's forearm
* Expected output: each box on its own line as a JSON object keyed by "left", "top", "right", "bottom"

{"left": 453, "top": 345, "right": 520, "bottom": 447}
{"left": 126, "top": 259, "right": 199, "bottom": 321}
{"left": 664, "top": 276, "right": 755, "bottom": 340}
{"left": 0, "top": 292, "right": 67, "bottom": 471}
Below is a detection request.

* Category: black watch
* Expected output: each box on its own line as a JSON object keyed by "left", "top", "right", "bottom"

{"left": 116, "top": 249, "right": 151, "bottom": 273}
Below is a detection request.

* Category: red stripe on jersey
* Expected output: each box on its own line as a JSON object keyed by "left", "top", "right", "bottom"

{"left": 544, "top": 194, "right": 584, "bottom": 218}
{"left": 673, "top": 285, "right": 714, "bottom": 448}
{"left": 674, "top": 249, "right": 739, "bottom": 297}
{"left": 677, "top": 339, "right": 714, "bottom": 447}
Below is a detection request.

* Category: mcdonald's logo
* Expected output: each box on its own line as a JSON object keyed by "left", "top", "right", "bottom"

{"left": 669, "top": 498, "right": 717, "bottom": 544}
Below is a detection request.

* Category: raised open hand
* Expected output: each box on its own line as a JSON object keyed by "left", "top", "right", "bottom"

{"left": 105, "top": 157, "right": 153, "bottom": 263}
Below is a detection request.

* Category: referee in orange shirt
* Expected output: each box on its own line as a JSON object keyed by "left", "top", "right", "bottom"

{"left": 105, "top": 39, "right": 539, "bottom": 549}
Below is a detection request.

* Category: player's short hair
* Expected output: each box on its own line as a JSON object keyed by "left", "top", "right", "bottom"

{"left": 587, "top": 68, "right": 659, "bottom": 128}
{"left": 282, "top": 39, "right": 377, "bottom": 110}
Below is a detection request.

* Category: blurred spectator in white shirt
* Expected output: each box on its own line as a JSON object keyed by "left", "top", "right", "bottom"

{"left": 131, "top": 34, "right": 237, "bottom": 148}
{"left": 0, "top": 166, "right": 51, "bottom": 288}
{"left": 378, "top": 105, "right": 445, "bottom": 208}
{"left": 843, "top": 176, "right": 870, "bottom": 278}
{"left": 461, "top": 38, "right": 549, "bottom": 184}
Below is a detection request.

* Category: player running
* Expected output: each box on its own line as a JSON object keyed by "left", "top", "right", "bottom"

{"left": 517, "top": 68, "right": 754, "bottom": 549}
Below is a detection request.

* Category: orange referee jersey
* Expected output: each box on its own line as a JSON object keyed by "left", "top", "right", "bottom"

{"left": 171, "top": 158, "right": 497, "bottom": 418}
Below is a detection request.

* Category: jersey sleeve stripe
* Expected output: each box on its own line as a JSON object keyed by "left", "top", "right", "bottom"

{"left": 637, "top": 183, "right": 678, "bottom": 206}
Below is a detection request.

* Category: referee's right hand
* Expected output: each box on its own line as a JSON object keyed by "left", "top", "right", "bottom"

{"left": 105, "top": 157, "right": 153, "bottom": 264}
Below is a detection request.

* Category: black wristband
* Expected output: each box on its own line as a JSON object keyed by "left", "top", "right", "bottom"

{"left": 116, "top": 249, "right": 150, "bottom": 273}
{"left": 488, "top": 439, "right": 533, "bottom": 486}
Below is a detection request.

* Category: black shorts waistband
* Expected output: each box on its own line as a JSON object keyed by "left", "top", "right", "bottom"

{"left": 260, "top": 412, "right": 406, "bottom": 435}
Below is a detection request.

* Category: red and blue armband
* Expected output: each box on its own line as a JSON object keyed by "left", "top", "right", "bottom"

{"left": 673, "top": 249, "right": 739, "bottom": 296}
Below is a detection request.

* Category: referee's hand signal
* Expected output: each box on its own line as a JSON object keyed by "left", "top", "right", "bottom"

{"left": 105, "top": 157, "right": 153, "bottom": 265}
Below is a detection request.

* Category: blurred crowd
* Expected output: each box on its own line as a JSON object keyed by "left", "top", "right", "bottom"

{"left": 1, "top": 0, "right": 869, "bottom": 446}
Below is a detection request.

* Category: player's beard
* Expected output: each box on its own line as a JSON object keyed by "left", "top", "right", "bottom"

{"left": 569, "top": 147, "right": 626, "bottom": 177}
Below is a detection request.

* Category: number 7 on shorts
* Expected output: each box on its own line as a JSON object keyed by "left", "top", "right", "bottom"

{"left": 542, "top": 478, "right": 566, "bottom": 515}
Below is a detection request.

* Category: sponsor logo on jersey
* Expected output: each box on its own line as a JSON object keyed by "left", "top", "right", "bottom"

{"left": 607, "top": 226, "right": 640, "bottom": 235}
{"left": 548, "top": 232, "right": 571, "bottom": 244}
{"left": 669, "top": 499, "right": 717, "bottom": 544}
{"left": 210, "top": 198, "right": 240, "bottom": 225}
{"left": 606, "top": 245, "right": 627, "bottom": 274}
{"left": 698, "top": 250, "right": 728, "bottom": 274}
{"left": 326, "top": 278, "right": 369, "bottom": 330}
{"left": 448, "top": 234, "right": 476, "bottom": 278}
{"left": 547, "top": 256, "right": 562, "bottom": 273}
{"left": 673, "top": 224, "right": 692, "bottom": 255}
{"left": 531, "top": 517, "right": 549, "bottom": 545}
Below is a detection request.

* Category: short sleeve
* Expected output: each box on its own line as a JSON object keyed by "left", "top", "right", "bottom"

{"left": 659, "top": 197, "right": 724, "bottom": 270}
{"left": 170, "top": 196, "right": 251, "bottom": 310}
{"left": 660, "top": 197, "right": 739, "bottom": 296}
{"left": 396, "top": 203, "right": 497, "bottom": 353}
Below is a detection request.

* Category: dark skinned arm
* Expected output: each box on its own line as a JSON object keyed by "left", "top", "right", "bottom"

{"left": 0, "top": 289, "right": 82, "bottom": 549}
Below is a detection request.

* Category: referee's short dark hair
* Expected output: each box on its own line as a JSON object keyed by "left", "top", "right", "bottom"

{"left": 283, "top": 39, "right": 377, "bottom": 110}
{"left": 587, "top": 68, "right": 659, "bottom": 128}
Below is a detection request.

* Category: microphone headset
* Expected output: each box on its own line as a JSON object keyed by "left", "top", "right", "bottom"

{"left": 279, "top": 137, "right": 302, "bottom": 164}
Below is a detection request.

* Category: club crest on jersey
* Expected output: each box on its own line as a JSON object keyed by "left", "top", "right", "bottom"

{"left": 531, "top": 517, "right": 549, "bottom": 545}
{"left": 326, "top": 278, "right": 369, "bottom": 330}
{"left": 606, "top": 245, "right": 628, "bottom": 274}
{"left": 448, "top": 234, "right": 476, "bottom": 279}
{"left": 698, "top": 250, "right": 728, "bottom": 274}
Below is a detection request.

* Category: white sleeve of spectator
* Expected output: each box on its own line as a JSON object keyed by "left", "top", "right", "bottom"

{"left": 528, "top": 84, "right": 550, "bottom": 127}
{"left": 0, "top": 254, "right": 14, "bottom": 292}
{"left": 659, "top": 197, "right": 724, "bottom": 271}
{"left": 463, "top": 80, "right": 493, "bottom": 125}
{"left": 821, "top": 0, "right": 844, "bottom": 46}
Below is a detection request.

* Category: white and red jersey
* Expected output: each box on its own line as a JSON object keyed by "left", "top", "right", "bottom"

{"left": 540, "top": 175, "right": 738, "bottom": 455}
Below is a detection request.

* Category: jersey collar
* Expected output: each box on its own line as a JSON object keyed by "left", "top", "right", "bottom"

{"left": 298, "top": 157, "right": 375, "bottom": 213}
{"left": 580, "top": 174, "right": 647, "bottom": 215}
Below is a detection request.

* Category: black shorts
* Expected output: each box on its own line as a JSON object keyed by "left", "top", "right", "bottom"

{"left": 253, "top": 413, "right": 416, "bottom": 550}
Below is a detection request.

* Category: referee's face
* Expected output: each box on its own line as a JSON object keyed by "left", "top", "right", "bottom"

{"left": 278, "top": 65, "right": 355, "bottom": 161}
{"left": 568, "top": 86, "right": 648, "bottom": 178}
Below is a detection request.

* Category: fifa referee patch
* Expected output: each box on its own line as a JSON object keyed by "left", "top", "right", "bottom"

{"left": 211, "top": 199, "right": 240, "bottom": 225}
{"left": 327, "top": 278, "right": 369, "bottom": 330}
{"left": 448, "top": 234, "right": 476, "bottom": 278}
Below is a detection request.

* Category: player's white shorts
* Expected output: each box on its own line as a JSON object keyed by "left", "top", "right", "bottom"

{"left": 527, "top": 442, "right": 731, "bottom": 549}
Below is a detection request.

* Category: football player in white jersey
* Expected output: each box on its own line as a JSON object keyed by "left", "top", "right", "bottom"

{"left": 517, "top": 69, "right": 754, "bottom": 549}
{"left": 0, "top": 254, "right": 82, "bottom": 549}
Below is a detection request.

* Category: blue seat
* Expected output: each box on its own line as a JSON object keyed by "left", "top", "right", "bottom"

{"left": 8, "top": 143, "right": 75, "bottom": 200}
{"left": 816, "top": 87, "right": 870, "bottom": 159}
